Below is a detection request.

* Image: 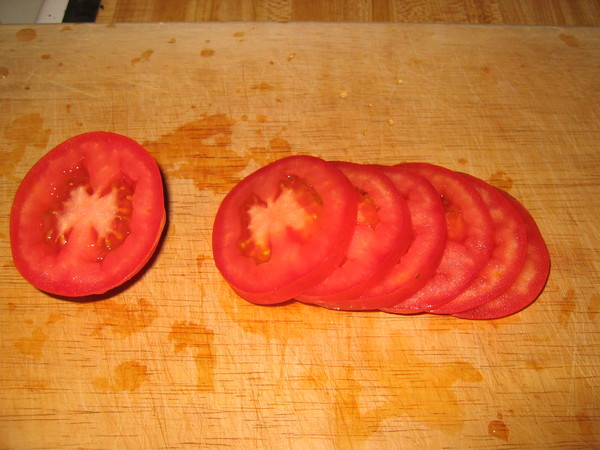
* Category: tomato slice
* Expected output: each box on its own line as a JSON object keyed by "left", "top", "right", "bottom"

{"left": 430, "top": 174, "right": 528, "bottom": 314}
{"left": 212, "top": 155, "right": 358, "bottom": 304}
{"left": 352, "top": 165, "right": 447, "bottom": 309}
{"left": 10, "top": 132, "right": 166, "bottom": 297}
{"left": 385, "top": 163, "right": 494, "bottom": 313}
{"left": 454, "top": 191, "right": 550, "bottom": 319}
{"left": 295, "top": 162, "right": 412, "bottom": 309}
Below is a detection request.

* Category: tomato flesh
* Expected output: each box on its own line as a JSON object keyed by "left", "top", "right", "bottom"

{"left": 10, "top": 132, "right": 166, "bottom": 297}
{"left": 430, "top": 174, "right": 528, "bottom": 314}
{"left": 453, "top": 191, "right": 550, "bottom": 319}
{"left": 386, "top": 163, "right": 494, "bottom": 313}
{"left": 296, "top": 162, "right": 412, "bottom": 309}
{"left": 212, "top": 155, "right": 358, "bottom": 304}
{"left": 356, "top": 165, "right": 446, "bottom": 308}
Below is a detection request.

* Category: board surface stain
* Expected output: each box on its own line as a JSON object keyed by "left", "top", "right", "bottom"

{"left": 93, "top": 298, "right": 158, "bottom": 337}
{"left": 169, "top": 321, "right": 215, "bottom": 391}
{"left": 93, "top": 361, "right": 148, "bottom": 392}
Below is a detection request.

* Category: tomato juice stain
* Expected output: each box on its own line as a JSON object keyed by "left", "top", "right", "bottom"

{"left": 559, "top": 33, "right": 579, "bottom": 48}
{"left": 169, "top": 321, "right": 215, "bottom": 391}
{"left": 251, "top": 82, "right": 275, "bottom": 90}
{"left": 200, "top": 48, "right": 215, "bottom": 57}
{"left": 488, "top": 170, "right": 513, "bottom": 191}
{"left": 16, "top": 28, "right": 36, "bottom": 42}
{"left": 14, "top": 327, "right": 48, "bottom": 359}
{"left": 559, "top": 288, "right": 576, "bottom": 325}
{"left": 3, "top": 114, "right": 51, "bottom": 177}
{"left": 93, "top": 360, "right": 148, "bottom": 392}
{"left": 488, "top": 419, "right": 509, "bottom": 441}
{"left": 131, "top": 49, "right": 154, "bottom": 65}
{"left": 93, "top": 298, "right": 158, "bottom": 337}
{"left": 143, "top": 114, "right": 294, "bottom": 193}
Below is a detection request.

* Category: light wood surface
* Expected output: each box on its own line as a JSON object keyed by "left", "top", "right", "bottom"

{"left": 96, "top": 0, "right": 600, "bottom": 25}
{"left": 1, "top": 21, "right": 599, "bottom": 448}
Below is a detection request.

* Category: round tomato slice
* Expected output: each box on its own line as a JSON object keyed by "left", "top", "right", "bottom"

{"left": 430, "top": 174, "right": 528, "bottom": 314}
{"left": 354, "top": 165, "right": 446, "bottom": 309}
{"left": 212, "top": 155, "right": 358, "bottom": 305}
{"left": 10, "top": 132, "right": 166, "bottom": 297}
{"left": 385, "top": 163, "right": 494, "bottom": 313}
{"left": 454, "top": 191, "right": 550, "bottom": 319}
{"left": 295, "top": 162, "right": 412, "bottom": 309}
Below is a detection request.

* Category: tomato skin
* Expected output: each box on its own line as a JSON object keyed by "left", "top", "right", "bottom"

{"left": 212, "top": 155, "right": 358, "bottom": 305}
{"left": 453, "top": 191, "right": 550, "bottom": 319}
{"left": 385, "top": 163, "right": 494, "bottom": 313}
{"left": 430, "top": 174, "right": 528, "bottom": 314}
{"left": 295, "top": 162, "right": 412, "bottom": 309}
{"left": 10, "top": 132, "right": 166, "bottom": 297}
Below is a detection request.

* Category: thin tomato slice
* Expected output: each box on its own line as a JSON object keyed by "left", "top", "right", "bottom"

{"left": 10, "top": 132, "right": 166, "bottom": 297}
{"left": 212, "top": 155, "right": 358, "bottom": 304}
{"left": 295, "top": 162, "right": 412, "bottom": 309}
{"left": 431, "top": 174, "right": 528, "bottom": 314}
{"left": 353, "top": 165, "right": 446, "bottom": 309}
{"left": 385, "top": 163, "right": 494, "bottom": 313}
{"left": 454, "top": 191, "right": 550, "bottom": 319}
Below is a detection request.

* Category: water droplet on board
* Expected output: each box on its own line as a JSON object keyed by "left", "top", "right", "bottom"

{"left": 488, "top": 419, "right": 509, "bottom": 441}
{"left": 0, "top": 67, "right": 9, "bottom": 78}
{"left": 200, "top": 48, "right": 215, "bottom": 57}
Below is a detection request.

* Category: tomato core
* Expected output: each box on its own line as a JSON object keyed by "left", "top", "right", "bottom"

{"left": 41, "top": 163, "right": 134, "bottom": 261}
{"left": 238, "top": 175, "right": 323, "bottom": 265}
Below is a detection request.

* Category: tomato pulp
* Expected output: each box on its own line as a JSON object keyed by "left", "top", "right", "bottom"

{"left": 10, "top": 132, "right": 166, "bottom": 297}
{"left": 430, "top": 174, "right": 528, "bottom": 314}
{"left": 386, "top": 163, "right": 494, "bottom": 313}
{"left": 212, "top": 155, "right": 358, "bottom": 304}
{"left": 454, "top": 191, "right": 550, "bottom": 319}
{"left": 357, "top": 165, "right": 447, "bottom": 309}
{"left": 296, "top": 162, "right": 412, "bottom": 309}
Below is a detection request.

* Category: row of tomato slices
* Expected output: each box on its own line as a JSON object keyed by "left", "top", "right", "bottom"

{"left": 212, "top": 155, "right": 550, "bottom": 319}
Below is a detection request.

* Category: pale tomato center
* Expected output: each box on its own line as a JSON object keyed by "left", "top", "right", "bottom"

{"left": 239, "top": 175, "right": 323, "bottom": 264}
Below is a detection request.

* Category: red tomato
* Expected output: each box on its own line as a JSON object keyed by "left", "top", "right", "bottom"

{"left": 10, "top": 132, "right": 166, "bottom": 297}
{"left": 295, "top": 162, "right": 412, "bottom": 309}
{"left": 430, "top": 174, "right": 528, "bottom": 314}
{"left": 212, "top": 155, "right": 358, "bottom": 304}
{"left": 454, "top": 191, "right": 550, "bottom": 319}
{"left": 386, "top": 163, "right": 494, "bottom": 313}
{"left": 357, "top": 165, "right": 446, "bottom": 308}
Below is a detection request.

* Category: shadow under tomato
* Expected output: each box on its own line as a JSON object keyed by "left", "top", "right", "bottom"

{"left": 52, "top": 165, "right": 171, "bottom": 303}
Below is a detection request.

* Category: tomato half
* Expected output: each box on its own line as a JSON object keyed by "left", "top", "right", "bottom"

{"left": 212, "top": 155, "right": 358, "bottom": 304}
{"left": 386, "top": 163, "right": 494, "bottom": 313}
{"left": 454, "top": 191, "right": 550, "bottom": 319}
{"left": 295, "top": 162, "right": 412, "bottom": 309}
{"left": 10, "top": 132, "right": 166, "bottom": 297}
{"left": 430, "top": 174, "right": 528, "bottom": 314}
{"left": 357, "top": 165, "right": 446, "bottom": 308}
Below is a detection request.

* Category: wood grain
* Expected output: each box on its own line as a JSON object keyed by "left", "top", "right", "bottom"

{"left": 96, "top": 0, "right": 600, "bottom": 25}
{"left": 0, "top": 22, "right": 599, "bottom": 448}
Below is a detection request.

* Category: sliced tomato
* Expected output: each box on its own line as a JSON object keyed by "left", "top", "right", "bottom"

{"left": 295, "top": 162, "right": 412, "bottom": 309}
{"left": 454, "top": 191, "right": 550, "bottom": 319}
{"left": 212, "top": 155, "right": 358, "bottom": 304}
{"left": 354, "top": 165, "right": 446, "bottom": 309}
{"left": 10, "top": 132, "right": 166, "bottom": 297}
{"left": 430, "top": 174, "right": 528, "bottom": 314}
{"left": 385, "top": 163, "right": 494, "bottom": 313}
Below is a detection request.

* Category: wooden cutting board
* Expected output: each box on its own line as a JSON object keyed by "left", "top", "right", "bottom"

{"left": 0, "top": 22, "right": 598, "bottom": 448}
